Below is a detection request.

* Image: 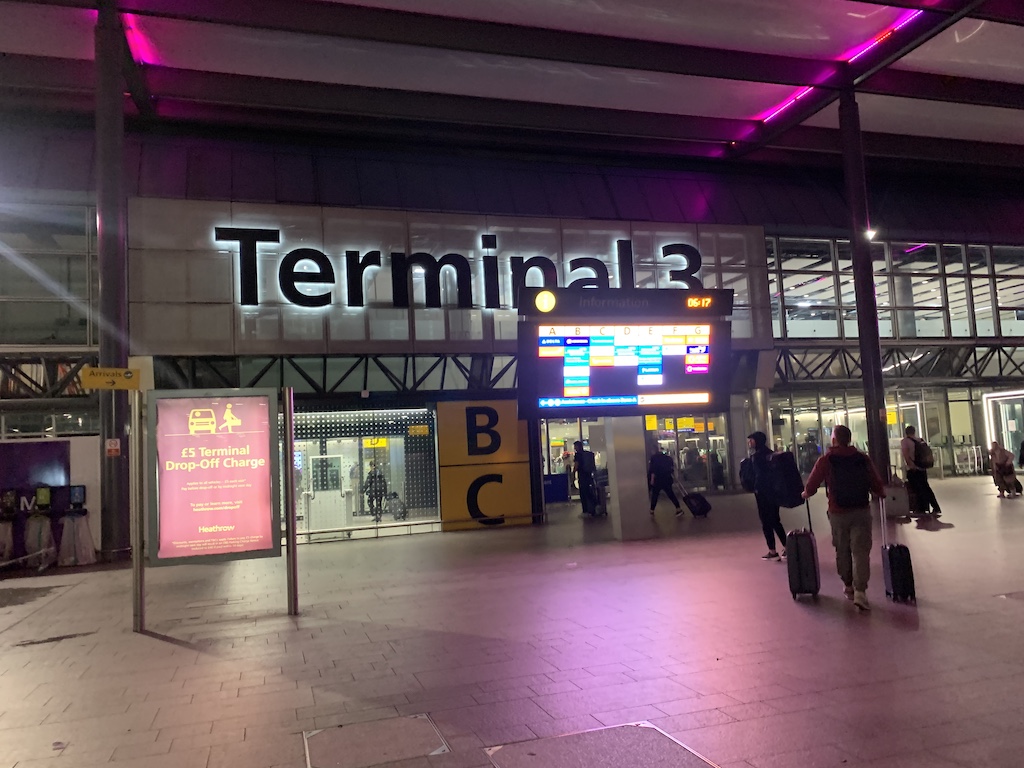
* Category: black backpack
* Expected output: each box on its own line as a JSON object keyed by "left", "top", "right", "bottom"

{"left": 768, "top": 451, "right": 805, "bottom": 508}
{"left": 827, "top": 452, "right": 871, "bottom": 508}
{"left": 739, "top": 457, "right": 755, "bottom": 492}
{"left": 913, "top": 439, "right": 935, "bottom": 469}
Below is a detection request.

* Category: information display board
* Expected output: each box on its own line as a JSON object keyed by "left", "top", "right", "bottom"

{"left": 517, "top": 288, "right": 733, "bottom": 419}
{"left": 147, "top": 389, "right": 281, "bottom": 566}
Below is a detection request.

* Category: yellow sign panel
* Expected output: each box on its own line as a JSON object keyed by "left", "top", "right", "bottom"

{"left": 81, "top": 366, "right": 140, "bottom": 391}
{"left": 680, "top": 417, "right": 695, "bottom": 430}
{"left": 408, "top": 424, "right": 430, "bottom": 436}
{"left": 362, "top": 437, "right": 388, "bottom": 449}
{"left": 437, "top": 400, "right": 528, "bottom": 467}
{"left": 886, "top": 410, "right": 898, "bottom": 425}
{"left": 439, "top": 463, "right": 532, "bottom": 531}
{"left": 665, "top": 418, "right": 675, "bottom": 430}
{"left": 694, "top": 422, "right": 705, "bottom": 432}
{"left": 644, "top": 414, "right": 658, "bottom": 431}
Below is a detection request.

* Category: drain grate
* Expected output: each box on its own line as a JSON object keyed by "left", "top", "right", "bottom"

{"left": 304, "top": 713, "right": 449, "bottom": 768}
{"left": 486, "top": 722, "right": 721, "bottom": 768}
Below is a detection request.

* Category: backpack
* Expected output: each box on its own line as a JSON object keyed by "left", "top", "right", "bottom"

{"left": 913, "top": 439, "right": 935, "bottom": 469}
{"left": 828, "top": 452, "right": 871, "bottom": 508}
{"left": 739, "top": 457, "right": 755, "bottom": 493}
{"left": 768, "top": 451, "right": 804, "bottom": 508}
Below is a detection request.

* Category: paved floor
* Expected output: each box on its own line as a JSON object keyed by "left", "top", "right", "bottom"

{"left": 2, "top": 476, "right": 1024, "bottom": 768}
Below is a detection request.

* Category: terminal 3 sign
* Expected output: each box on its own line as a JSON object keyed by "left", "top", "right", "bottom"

{"left": 214, "top": 227, "right": 706, "bottom": 310}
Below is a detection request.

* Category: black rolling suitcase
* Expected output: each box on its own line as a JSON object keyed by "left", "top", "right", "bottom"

{"left": 786, "top": 501, "right": 820, "bottom": 599}
{"left": 880, "top": 499, "right": 916, "bottom": 602}
{"left": 677, "top": 481, "right": 711, "bottom": 517}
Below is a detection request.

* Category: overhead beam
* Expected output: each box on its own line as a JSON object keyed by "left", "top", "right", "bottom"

{"left": 860, "top": 67, "right": 1024, "bottom": 111}
{"left": 118, "top": 13, "right": 155, "bottom": 117}
{"left": 731, "top": 0, "right": 990, "bottom": 158}
{"left": 143, "top": 66, "right": 756, "bottom": 144}
{"left": 21, "top": 0, "right": 838, "bottom": 87}
{"left": 850, "top": 0, "right": 1024, "bottom": 27}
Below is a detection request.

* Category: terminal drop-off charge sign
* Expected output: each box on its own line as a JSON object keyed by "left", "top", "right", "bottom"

{"left": 155, "top": 395, "right": 274, "bottom": 559}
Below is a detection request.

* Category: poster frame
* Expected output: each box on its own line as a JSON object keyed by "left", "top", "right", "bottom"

{"left": 146, "top": 387, "right": 282, "bottom": 567}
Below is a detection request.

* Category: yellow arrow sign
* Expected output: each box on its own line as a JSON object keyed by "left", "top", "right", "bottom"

{"left": 81, "top": 366, "right": 141, "bottom": 391}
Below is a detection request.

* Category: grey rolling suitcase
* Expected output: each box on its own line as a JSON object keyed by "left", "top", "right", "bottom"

{"left": 786, "top": 501, "right": 820, "bottom": 599}
{"left": 880, "top": 500, "right": 916, "bottom": 602}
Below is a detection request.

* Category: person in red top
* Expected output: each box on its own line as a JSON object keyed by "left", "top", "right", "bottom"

{"left": 801, "top": 425, "right": 885, "bottom": 611}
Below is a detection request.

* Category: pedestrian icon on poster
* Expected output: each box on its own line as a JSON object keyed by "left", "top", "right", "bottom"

{"left": 219, "top": 403, "right": 242, "bottom": 433}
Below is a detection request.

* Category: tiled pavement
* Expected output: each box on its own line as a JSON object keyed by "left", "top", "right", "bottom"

{"left": 2, "top": 476, "right": 1024, "bottom": 768}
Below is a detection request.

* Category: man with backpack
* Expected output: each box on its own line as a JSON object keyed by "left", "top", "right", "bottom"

{"left": 648, "top": 448, "right": 684, "bottom": 518}
{"left": 573, "top": 440, "right": 599, "bottom": 517}
{"left": 802, "top": 425, "right": 885, "bottom": 611}
{"left": 747, "top": 431, "right": 788, "bottom": 560}
{"left": 901, "top": 425, "right": 941, "bottom": 516}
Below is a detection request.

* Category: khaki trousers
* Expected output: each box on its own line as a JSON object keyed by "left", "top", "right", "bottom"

{"left": 827, "top": 507, "right": 872, "bottom": 592}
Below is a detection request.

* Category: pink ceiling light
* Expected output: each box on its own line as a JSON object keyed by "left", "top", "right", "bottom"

{"left": 122, "top": 13, "right": 160, "bottom": 65}
{"left": 760, "top": 9, "right": 925, "bottom": 124}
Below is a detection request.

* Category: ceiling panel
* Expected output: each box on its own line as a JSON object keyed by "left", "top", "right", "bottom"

{"left": 0, "top": 2, "right": 94, "bottom": 60}
{"left": 804, "top": 94, "right": 1024, "bottom": 146}
{"left": 132, "top": 16, "right": 793, "bottom": 118}
{"left": 337, "top": 0, "right": 908, "bottom": 59}
{"left": 894, "top": 19, "right": 1024, "bottom": 85}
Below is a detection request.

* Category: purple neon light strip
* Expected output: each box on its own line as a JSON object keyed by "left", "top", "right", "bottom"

{"left": 761, "top": 9, "right": 925, "bottom": 124}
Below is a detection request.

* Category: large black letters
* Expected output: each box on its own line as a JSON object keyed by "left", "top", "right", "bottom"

{"left": 392, "top": 252, "right": 474, "bottom": 308}
{"left": 662, "top": 243, "right": 704, "bottom": 289}
{"left": 466, "top": 406, "right": 501, "bottom": 455}
{"left": 467, "top": 474, "right": 505, "bottom": 525}
{"left": 278, "top": 248, "right": 335, "bottom": 307}
{"left": 215, "top": 227, "right": 281, "bottom": 306}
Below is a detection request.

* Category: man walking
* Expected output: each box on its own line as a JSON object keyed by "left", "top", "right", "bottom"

{"left": 573, "top": 440, "right": 598, "bottom": 517}
{"left": 747, "top": 432, "right": 787, "bottom": 560}
{"left": 901, "top": 425, "right": 941, "bottom": 515}
{"left": 648, "top": 448, "right": 684, "bottom": 518}
{"left": 802, "top": 425, "right": 885, "bottom": 611}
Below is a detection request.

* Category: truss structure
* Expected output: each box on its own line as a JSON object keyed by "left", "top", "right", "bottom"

{"left": 776, "top": 343, "right": 1024, "bottom": 386}
{"left": 0, "top": 353, "right": 96, "bottom": 401}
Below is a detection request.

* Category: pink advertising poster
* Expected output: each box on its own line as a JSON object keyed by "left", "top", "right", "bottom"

{"left": 155, "top": 395, "right": 276, "bottom": 560}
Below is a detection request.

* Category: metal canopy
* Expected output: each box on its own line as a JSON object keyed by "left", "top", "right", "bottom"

{"left": 1, "top": 0, "right": 1023, "bottom": 167}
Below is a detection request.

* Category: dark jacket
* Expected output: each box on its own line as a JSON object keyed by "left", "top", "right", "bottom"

{"left": 750, "top": 445, "right": 775, "bottom": 497}
{"left": 648, "top": 452, "right": 675, "bottom": 484}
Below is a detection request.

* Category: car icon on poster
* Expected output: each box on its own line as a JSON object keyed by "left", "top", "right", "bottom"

{"left": 187, "top": 408, "right": 217, "bottom": 435}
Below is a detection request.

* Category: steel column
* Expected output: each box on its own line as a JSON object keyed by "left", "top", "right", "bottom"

{"left": 96, "top": 1, "right": 130, "bottom": 558}
{"left": 839, "top": 90, "right": 890, "bottom": 479}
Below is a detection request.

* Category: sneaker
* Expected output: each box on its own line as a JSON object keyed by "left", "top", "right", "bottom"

{"left": 761, "top": 551, "right": 780, "bottom": 560}
{"left": 674, "top": 508, "right": 684, "bottom": 518}
{"left": 853, "top": 590, "right": 871, "bottom": 611}
{"left": 843, "top": 585, "right": 855, "bottom": 600}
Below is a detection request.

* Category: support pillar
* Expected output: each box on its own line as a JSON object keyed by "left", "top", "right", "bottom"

{"left": 839, "top": 90, "right": 889, "bottom": 480}
{"left": 96, "top": 1, "right": 130, "bottom": 558}
{"left": 605, "top": 417, "right": 654, "bottom": 541}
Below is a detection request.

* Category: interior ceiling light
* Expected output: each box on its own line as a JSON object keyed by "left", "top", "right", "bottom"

{"left": 760, "top": 9, "right": 924, "bottom": 124}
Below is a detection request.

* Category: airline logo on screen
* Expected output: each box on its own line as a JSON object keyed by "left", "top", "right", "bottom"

{"left": 537, "top": 323, "right": 714, "bottom": 409}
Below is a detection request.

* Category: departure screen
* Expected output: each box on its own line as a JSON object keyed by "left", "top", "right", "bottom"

{"left": 518, "top": 320, "right": 730, "bottom": 417}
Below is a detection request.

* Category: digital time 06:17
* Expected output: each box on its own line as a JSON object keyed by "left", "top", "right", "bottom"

{"left": 686, "top": 296, "right": 713, "bottom": 309}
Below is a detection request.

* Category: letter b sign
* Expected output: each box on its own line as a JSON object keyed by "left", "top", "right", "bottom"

{"left": 466, "top": 406, "right": 501, "bottom": 456}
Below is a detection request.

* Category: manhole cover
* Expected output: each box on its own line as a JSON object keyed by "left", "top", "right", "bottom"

{"left": 304, "top": 714, "right": 449, "bottom": 768}
{"left": 0, "top": 586, "right": 62, "bottom": 608}
{"left": 486, "top": 722, "right": 721, "bottom": 768}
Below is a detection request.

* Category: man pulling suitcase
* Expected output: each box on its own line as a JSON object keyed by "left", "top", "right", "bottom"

{"left": 801, "top": 425, "right": 885, "bottom": 611}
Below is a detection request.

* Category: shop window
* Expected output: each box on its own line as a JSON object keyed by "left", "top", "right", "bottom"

{"left": 292, "top": 407, "right": 439, "bottom": 538}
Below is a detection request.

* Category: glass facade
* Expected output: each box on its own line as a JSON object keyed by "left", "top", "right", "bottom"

{"left": 0, "top": 205, "right": 96, "bottom": 347}
{"left": 291, "top": 407, "right": 440, "bottom": 540}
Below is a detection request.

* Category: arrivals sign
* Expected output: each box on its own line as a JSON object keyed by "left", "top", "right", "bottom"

{"left": 147, "top": 389, "right": 281, "bottom": 566}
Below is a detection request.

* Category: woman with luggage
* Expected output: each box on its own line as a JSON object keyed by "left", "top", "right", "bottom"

{"left": 989, "top": 442, "right": 1018, "bottom": 498}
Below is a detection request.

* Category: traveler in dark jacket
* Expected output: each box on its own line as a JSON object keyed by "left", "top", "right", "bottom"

{"left": 748, "top": 431, "right": 786, "bottom": 560}
{"left": 648, "top": 449, "right": 683, "bottom": 518}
